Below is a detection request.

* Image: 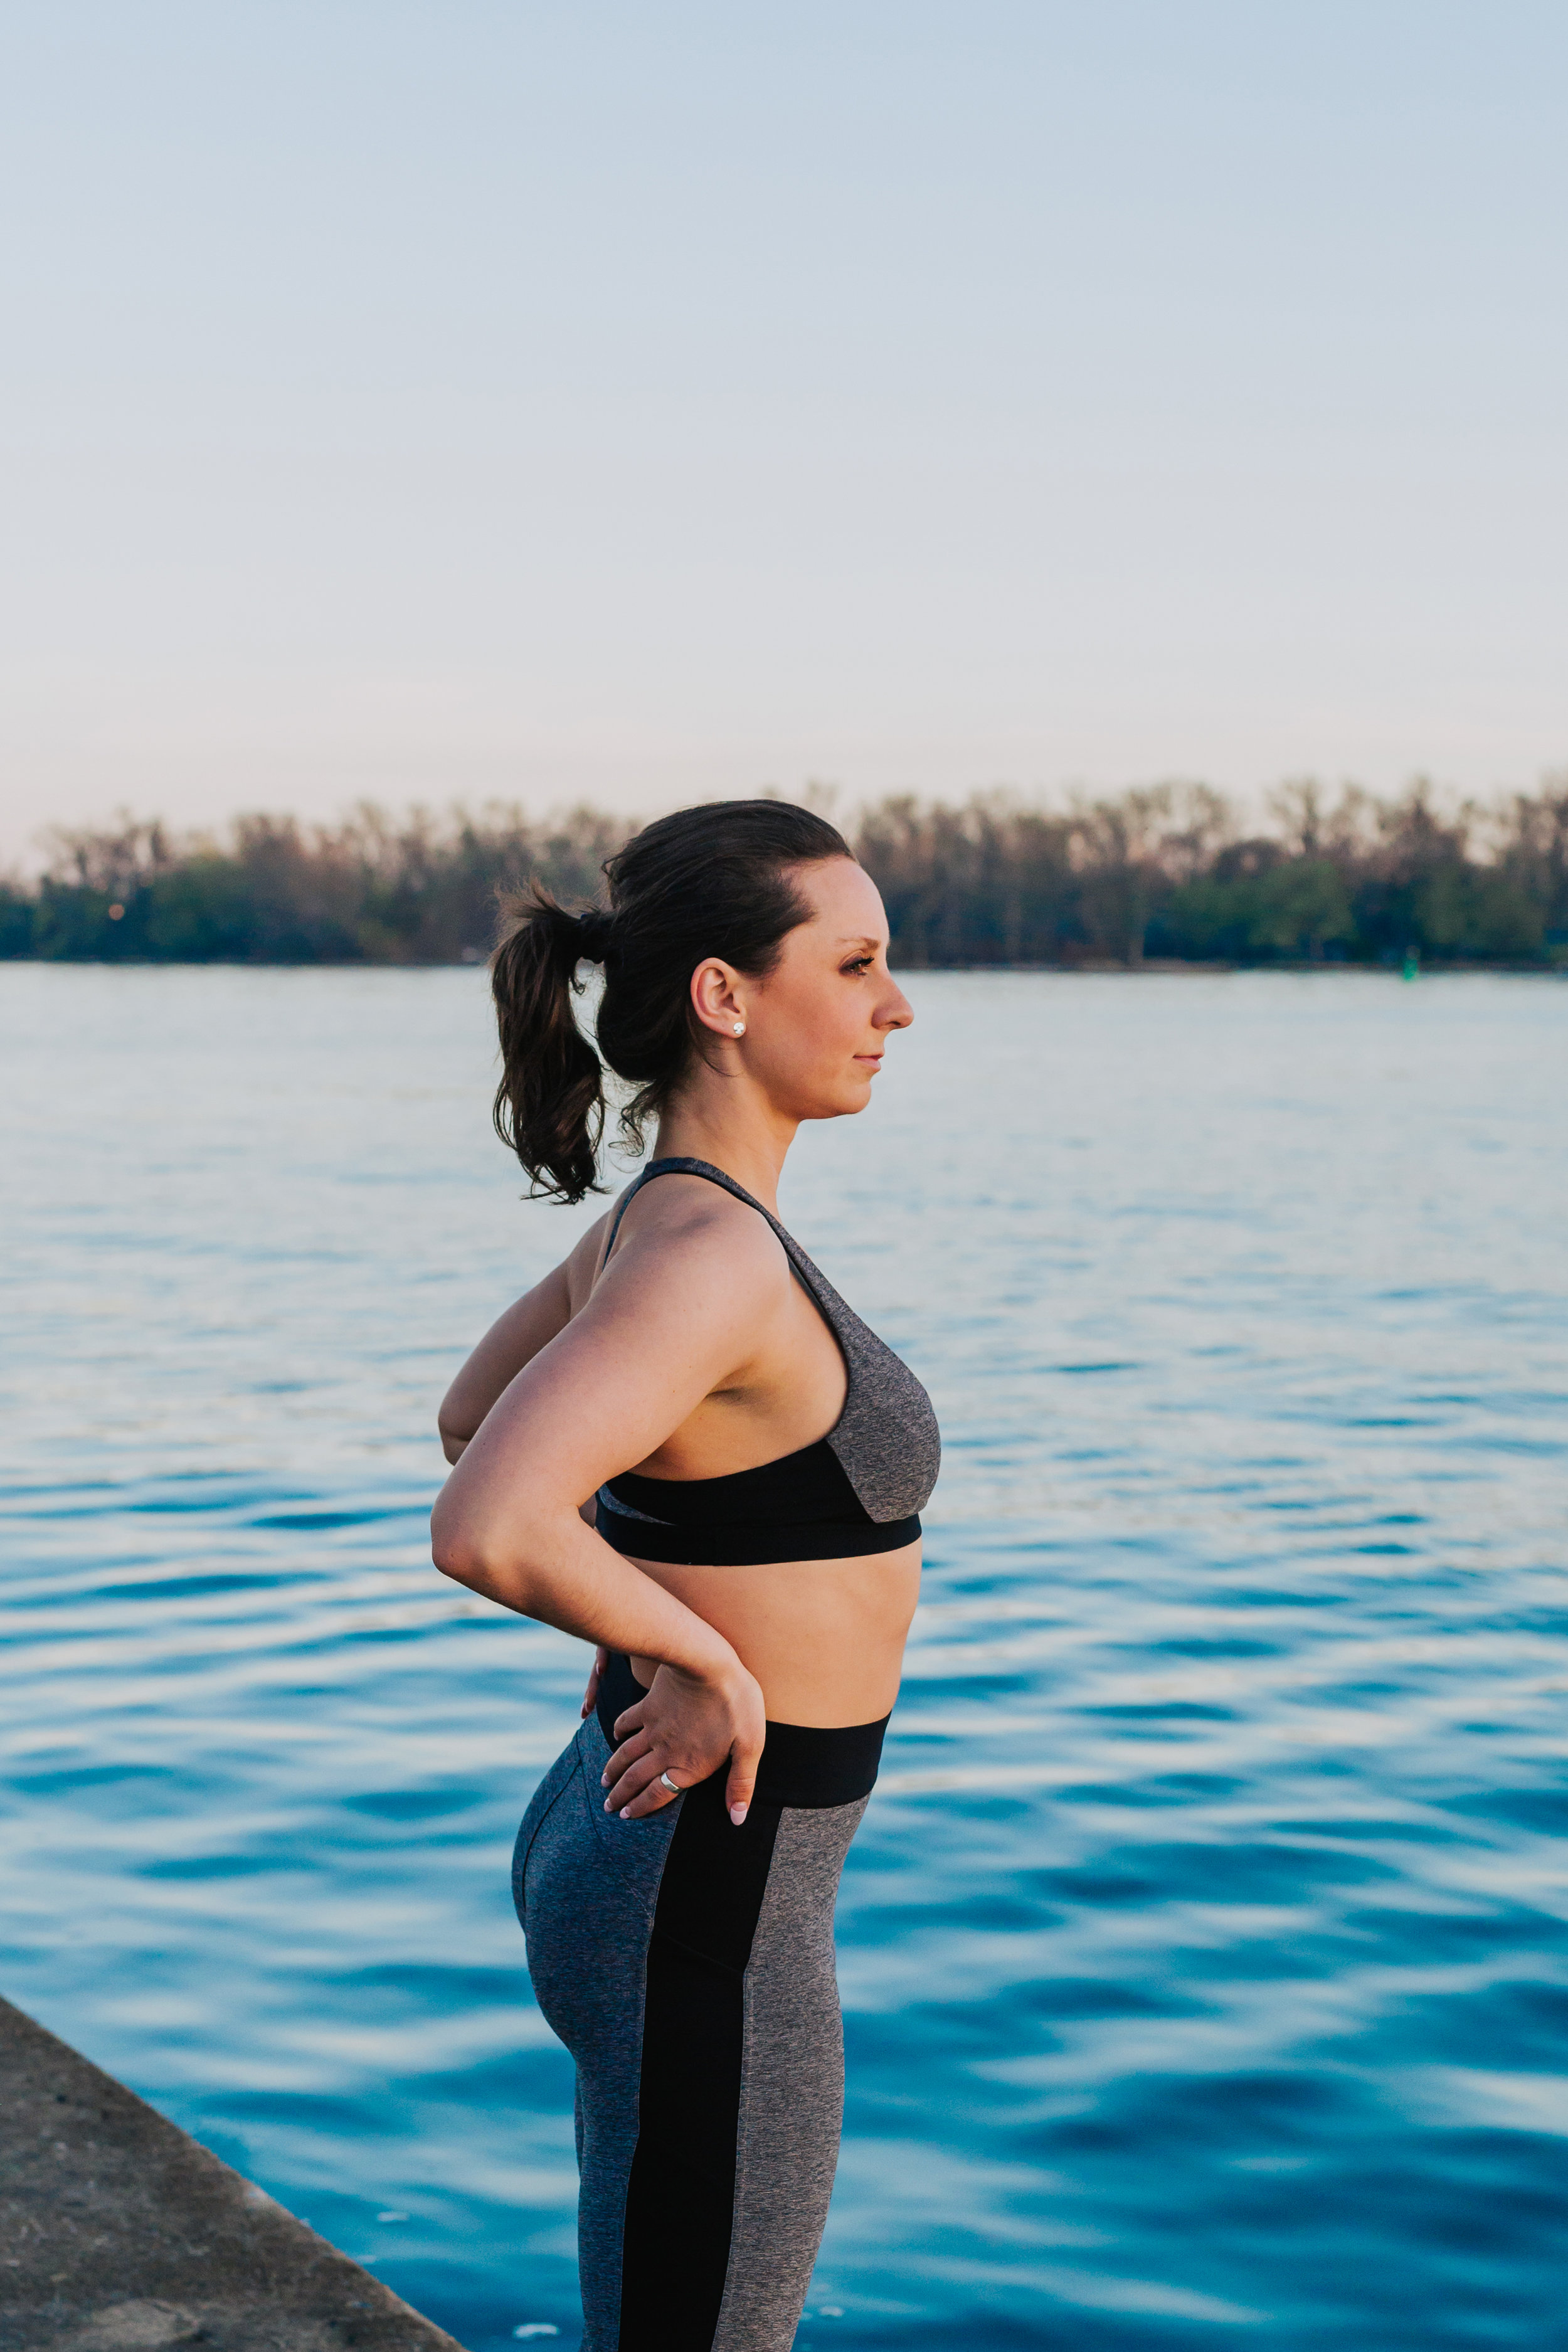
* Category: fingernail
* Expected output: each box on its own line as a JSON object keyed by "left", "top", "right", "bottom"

{"left": 603, "top": 1797, "right": 613, "bottom": 1811}
{"left": 620, "top": 1806, "right": 632, "bottom": 1820}
{"left": 729, "top": 1805, "right": 748, "bottom": 1825}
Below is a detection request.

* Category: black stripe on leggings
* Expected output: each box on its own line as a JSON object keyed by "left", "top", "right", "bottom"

{"left": 617, "top": 1774, "right": 781, "bottom": 2351}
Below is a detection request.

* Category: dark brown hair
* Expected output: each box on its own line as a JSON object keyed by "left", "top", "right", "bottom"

{"left": 490, "top": 799, "right": 852, "bottom": 1204}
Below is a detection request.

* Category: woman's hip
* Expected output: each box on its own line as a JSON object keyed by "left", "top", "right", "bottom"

{"left": 512, "top": 1707, "right": 871, "bottom": 2067}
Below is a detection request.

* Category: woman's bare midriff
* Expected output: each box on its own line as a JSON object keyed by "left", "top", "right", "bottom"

{"left": 625, "top": 1540, "right": 921, "bottom": 1727}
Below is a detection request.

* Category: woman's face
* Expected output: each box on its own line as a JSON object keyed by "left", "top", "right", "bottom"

{"left": 705, "top": 856, "right": 914, "bottom": 1123}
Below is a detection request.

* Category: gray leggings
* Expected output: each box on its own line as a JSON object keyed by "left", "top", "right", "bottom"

{"left": 513, "top": 1707, "right": 870, "bottom": 2352}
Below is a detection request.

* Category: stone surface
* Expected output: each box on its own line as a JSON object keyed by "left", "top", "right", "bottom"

{"left": 0, "top": 1997, "right": 469, "bottom": 2352}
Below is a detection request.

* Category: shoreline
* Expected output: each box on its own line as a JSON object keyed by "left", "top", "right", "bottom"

{"left": 0, "top": 1995, "right": 470, "bottom": 2352}
{"left": 1, "top": 955, "right": 1564, "bottom": 977}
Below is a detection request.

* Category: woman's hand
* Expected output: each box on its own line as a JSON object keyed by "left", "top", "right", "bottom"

{"left": 601, "top": 1658, "right": 766, "bottom": 1826}
{"left": 580, "top": 1645, "right": 608, "bottom": 1719}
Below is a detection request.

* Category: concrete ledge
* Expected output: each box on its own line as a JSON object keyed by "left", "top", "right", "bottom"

{"left": 1, "top": 1996, "right": 469, "bottom": 2352}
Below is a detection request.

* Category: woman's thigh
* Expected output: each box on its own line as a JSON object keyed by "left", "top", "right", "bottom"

{"left": 619, "top": 1790, "right": 869, "bottom": 2352}
{"left": 512, "top": 1722, "right": 867, "bottom": 2352}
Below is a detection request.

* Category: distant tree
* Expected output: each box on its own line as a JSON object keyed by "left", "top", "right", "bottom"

{"left": 7, "top": 780, "right": 1564, "bottom": 967}
{"left": 1491, "top": 779, "right": 1568, "bottom": 959}
{"left": 0, "top": 879, "right": 35, "bottom": 957}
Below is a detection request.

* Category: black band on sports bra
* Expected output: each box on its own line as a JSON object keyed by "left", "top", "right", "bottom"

{"left": 596, "top": 1446, "right": 919, "bottom": 1566}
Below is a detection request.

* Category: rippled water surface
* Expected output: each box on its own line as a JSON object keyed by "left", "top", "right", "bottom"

{"left": 3, "top": 965, "right": 1567, "bottom": 2351}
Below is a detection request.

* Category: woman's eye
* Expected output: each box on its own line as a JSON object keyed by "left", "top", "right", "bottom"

{"left": 842, "top": 957, "right": 873, "bottom": 975}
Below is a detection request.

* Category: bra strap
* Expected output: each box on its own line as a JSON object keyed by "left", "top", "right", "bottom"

{"left": 601, "top": 1167, "right": 652, "bottom": 1259}
{"left": 601, "top": 1156, "right": 776, "bottom": 1261}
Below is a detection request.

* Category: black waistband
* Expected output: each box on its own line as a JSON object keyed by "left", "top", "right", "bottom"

{"left": 594, "top": 1650, "right": 887, "bottom": 1809}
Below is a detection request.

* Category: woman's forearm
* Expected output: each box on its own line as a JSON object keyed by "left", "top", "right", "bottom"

{"left": 438, "top": 1265, "right": 574, "bottom": 1453}
{"left": 432, "top": 1499, "right": 746, "bottom": 1688}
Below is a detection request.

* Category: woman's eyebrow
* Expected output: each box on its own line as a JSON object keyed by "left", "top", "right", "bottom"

{"left": 836, "top": 933, "right": 881, "bottom": 947}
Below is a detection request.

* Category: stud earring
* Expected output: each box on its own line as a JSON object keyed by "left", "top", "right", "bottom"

{"left": 732, "top": 1020, "right": 746, "bottom": 1036}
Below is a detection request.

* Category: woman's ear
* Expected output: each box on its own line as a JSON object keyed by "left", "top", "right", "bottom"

{"left": 689, "top": 957, "right": 746, "bottom": 1037}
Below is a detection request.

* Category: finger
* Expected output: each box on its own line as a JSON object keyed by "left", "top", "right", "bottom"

{"left": 724, "top": 1736, "right": 763, "bottom": 1827}
{"left": 600, "top": 1731, "right": 651, "bottom": 1788}
{"left": 581, "top": 1660, "right": 603, "bottom": 1718}
{"left": 603, "top": 1753, "right": 673, "bottom": 1814}
{"left": 618, "top": 1777, "right": 681, "bottom": 1820}
{"left": 615, "top": 1755, "right": 695, "bottom": 1818}
{"left": 611, "top": 1700, "right": 648, "bottom": 1744}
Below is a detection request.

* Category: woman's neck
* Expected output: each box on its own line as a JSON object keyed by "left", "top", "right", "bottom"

{"left": 652, "top": 1091, "right": 797, "bottom": 1215}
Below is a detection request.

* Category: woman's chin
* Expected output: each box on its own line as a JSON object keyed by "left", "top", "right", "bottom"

{"left": 834, "top": 1076, "right": 877, "bottom": 1117}
{"left": 794, "top": 1079, "right": 874, "bottom": 1124}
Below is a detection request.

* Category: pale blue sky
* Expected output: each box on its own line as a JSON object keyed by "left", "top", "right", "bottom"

{"left": 3, "top": 2, "right": 1565, "bottom": 854}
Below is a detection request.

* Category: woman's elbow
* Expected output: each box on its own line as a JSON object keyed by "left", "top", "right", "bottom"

{"left": 430, "top": 1491, "right": 492, "bottom": 1586}
{"left": 430, "top": 1493, "right": 547, "bottom": 1607}
{"left": 437, "top": 1403, "right": 474, "bottom": 1464}
{"left": 432, "top": 1524, "right": 478, "bottom": 1585}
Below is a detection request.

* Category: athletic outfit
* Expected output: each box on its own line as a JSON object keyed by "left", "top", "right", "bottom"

{"left": 512, "top": 1158, "right": 940, "bottom": 2352}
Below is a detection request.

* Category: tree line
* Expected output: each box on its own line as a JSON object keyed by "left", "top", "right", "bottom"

{"left": 3, "top": 780, "right": 1565, "bottom": 969}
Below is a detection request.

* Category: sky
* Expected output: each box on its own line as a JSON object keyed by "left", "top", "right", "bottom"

{"left": 3, "top": 1, "right": 1566, "bottom": 861}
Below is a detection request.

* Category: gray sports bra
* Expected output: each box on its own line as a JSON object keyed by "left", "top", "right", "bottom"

{"left": 594, "top": 1157, "right": 940, "bottom": 1567}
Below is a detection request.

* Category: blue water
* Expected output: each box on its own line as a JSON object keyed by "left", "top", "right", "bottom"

{"left": 3, "top": 965, "right": 1566, "bottom": 2349}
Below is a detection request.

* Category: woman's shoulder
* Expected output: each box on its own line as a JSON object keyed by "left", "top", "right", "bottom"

{"left": 598, "top": 1168, "right": 790, "bottom": 1298}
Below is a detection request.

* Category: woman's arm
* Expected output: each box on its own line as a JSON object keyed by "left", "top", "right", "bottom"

{"left": 437, "top": 1212, "right": 608, "bottom": 1463}
{"left": 431, "top": 1188, "right": 792, "bottom": 1821}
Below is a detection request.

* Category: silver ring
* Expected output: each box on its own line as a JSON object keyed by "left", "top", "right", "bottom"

{"left": 659, "top": 1770, "right": 682, "bottom": 1794}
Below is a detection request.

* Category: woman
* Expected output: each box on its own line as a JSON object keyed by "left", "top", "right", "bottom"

{"left": 432, "top": 801, "right": 940, "bottom": 2352}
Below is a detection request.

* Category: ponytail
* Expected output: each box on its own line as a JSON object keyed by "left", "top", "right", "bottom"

{"left": 491, "top": 800, "right": 852, "bottom": 1206}
{"left": 490, "top": 885, "right": 612, "bottom": 1205}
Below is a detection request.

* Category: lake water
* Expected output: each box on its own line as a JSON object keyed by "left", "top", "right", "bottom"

{"left": 3, "top": 965, "right": 1566, "bottom": 2351}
